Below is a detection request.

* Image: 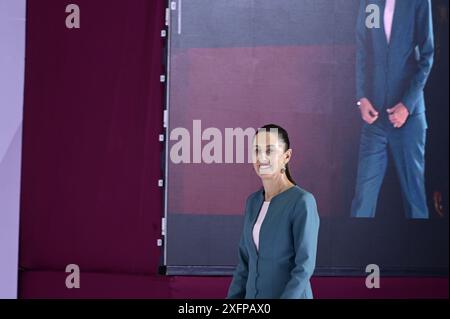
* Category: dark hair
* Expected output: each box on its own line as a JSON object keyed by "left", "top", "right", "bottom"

{"left": 255, "top": 124, "right": 297, "bottom": 185}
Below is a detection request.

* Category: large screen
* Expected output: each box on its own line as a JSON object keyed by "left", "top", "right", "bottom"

{"left": 164, "top": 0, "right": 449, "bottom": 276}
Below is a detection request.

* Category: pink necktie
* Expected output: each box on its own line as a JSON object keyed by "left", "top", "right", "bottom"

{"left": 384, "top": 0, "right": 396, "bottom": 44}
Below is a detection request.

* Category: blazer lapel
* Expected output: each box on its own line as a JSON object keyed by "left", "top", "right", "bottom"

{"left": 371, "top": 0, "right": 388, "bottom": 51}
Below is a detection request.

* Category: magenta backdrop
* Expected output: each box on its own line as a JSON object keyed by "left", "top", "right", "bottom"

{"left": 20, "top": 0, "right": 164, "bottom": 275}
{"left": 18, "top": 0, "right": 448, "bottom": 298}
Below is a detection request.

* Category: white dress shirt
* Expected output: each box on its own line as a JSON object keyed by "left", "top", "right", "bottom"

{"left": 384, "top": 0, "right": 396, "bottom": 44}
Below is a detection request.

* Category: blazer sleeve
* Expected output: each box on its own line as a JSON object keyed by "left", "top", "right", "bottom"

{"left": 401, "top": 0, "right": 434, "bottom": 113}
{"left": 280, "top": 192, "right": 320, "bottom": 299}
{"left": 226, "top": 201, "right": 250, "bottom": 299}
{"left": 355, "top": 0, "right": 369, "bottom": 101}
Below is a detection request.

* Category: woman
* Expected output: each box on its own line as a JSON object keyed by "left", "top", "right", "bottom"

{"left": 227, "top": 124, "right": 320, "bottom": 299}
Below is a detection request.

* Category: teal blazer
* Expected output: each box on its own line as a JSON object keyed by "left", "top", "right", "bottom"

{"left": 227, "top": 186, "right": 320, "bottom": 299}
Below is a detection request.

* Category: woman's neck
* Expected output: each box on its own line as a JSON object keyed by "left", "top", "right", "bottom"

{"left": 262, "top": 175, "right": 294, "bottom": 201}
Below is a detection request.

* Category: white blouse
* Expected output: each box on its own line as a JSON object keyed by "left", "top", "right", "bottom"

{"left": 252, "top": 201, "right": 270, "bottom": 251}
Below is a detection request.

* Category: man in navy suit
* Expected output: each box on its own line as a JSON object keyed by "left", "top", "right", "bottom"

{"left": 351, "top": 0, "right": 434, "bottom": 219}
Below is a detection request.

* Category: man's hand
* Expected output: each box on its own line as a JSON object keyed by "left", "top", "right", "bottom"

{"left": 359, "top": 98, "right": 379, "bottom": 124}
{"left": 387, "top": 103, "right": 409, "bottom": 128}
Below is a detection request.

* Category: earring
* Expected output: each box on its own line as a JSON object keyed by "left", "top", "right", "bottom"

{"left": 281, "top": 166, "right": 286, "bottom": 174}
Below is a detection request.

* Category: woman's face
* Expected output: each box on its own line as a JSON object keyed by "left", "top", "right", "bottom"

{"left": 252, "top": 131, "right": 291, "bottom": 180}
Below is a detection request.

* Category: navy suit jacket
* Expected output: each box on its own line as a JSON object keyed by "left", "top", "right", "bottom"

{"left": 227, "top": 186, "right": 320, "bottom": 299}
{"left": 356, "top": 0, "right": 434, "bottom": 116}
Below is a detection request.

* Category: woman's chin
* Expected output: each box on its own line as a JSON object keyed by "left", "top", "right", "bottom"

{"left": 258, "top": 171, "right": 275, "bottom": 179}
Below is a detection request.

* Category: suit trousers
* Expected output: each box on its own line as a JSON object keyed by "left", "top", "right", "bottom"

{"left": 351, "top": 113, "right": 429, "bottom": 219}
